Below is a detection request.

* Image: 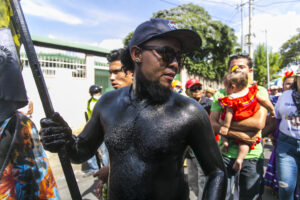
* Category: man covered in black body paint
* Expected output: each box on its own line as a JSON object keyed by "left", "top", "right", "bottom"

{"left": 40, "top": 18, "right": 227, "bottom": 200}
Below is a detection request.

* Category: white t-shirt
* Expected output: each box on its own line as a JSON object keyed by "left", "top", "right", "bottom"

{"left": 275, "top": 90, "right": 300, "bottom": 139}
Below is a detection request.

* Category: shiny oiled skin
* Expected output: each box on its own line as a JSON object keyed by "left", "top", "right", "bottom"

{"left": 66, "top": 86, "right": 226, "bottom": 200}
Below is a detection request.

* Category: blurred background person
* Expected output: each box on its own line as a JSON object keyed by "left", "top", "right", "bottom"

{"left": 0, "top": 20, "right": 60, "bottom": 198}
{"left": 185, "top": 78, "right": 212, "bottom": 114}
{"left": 270, "top": 85, "right": 281, "bottom": 105}
{"left": 184, "top": 78, "right": 211, "bottom": 199}
{"left": 171, "top": 80, "right": 183, "bottom": 94}
{"left": 107, "top": 48, "right": 133, "bottom": 90}
{"left": 205, "top": 87, "right": 216, "bottom": 100}
{"left": 282, "top": 71, "right": 295, "bottom": 92}
{"left": 93, "top": 48, "right": 134, "bottom": 199}
{"left": 264, "top": 70, "right": 298, "bottom": 199}
{"left": 82, "top": 84, "right": 103, "bottom": 177}
{"left": 273, "top": 68, "right": 300, "bottom": 200}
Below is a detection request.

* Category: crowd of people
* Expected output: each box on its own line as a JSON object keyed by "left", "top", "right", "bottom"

{"left": 1, "top": 16, "right": 299, "bottom": 200}
{"left": 83, "top": 48, "right": 300, "bottom": 200}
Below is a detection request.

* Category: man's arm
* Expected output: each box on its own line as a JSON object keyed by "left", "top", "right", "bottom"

{"left": 210, "top": 110, "right": 222, "bottom": 134}
{"left": 211, "top": 109, "right": 264, "bottom": 144}
{"left": 262, "top": 115, "right": 277, "bottom": 138}
{"left": 189, "top": 106, "right": 227, "bottom": 200}
{"left": 67, "top": 101, "right": 104, "bottom": 163}
{"left": 228, "top": 106, "right": 268, "bottom": 132}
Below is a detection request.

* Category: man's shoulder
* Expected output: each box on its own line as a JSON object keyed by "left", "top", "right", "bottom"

{"left": 171, "top": 92, "right": 206, "bottom": 114}
{"left": 102, "top": 86, "right": 129, "bottom": 97}
{"left": 210, "top": 88, "right": 226, "bottom": 112}
{"left": 257, "top": 85, "right": 267, "bottom": 92}
{"left": 256, "top": 85, "right": 268, "bottom": 97}
{"left": 98, "top": 86, "right": 130, "bottom": 105}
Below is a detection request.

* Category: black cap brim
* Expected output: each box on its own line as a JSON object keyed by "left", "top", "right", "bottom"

{"left": 144, "top": 29, "right": 202, "bottom": 53}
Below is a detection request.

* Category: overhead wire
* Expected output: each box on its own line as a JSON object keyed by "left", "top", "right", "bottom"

{"left": 255, "top": 0, "right": 300, "bottom": 7}
{"left": 159, "top": 0, "right": 239, "bottom": 23}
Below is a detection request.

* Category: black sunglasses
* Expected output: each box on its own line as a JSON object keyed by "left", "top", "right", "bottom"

{"left": 190, "top": 85, "right": 202, "bottom": 92}
{"left": 140, "top": 45, "right": 185, "bottom": 67}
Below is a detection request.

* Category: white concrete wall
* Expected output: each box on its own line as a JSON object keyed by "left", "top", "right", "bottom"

{"left": 21, "top": 67, "right": 91, "bottom": 131}
{"left": 180, "top": 67, "right": 223, "bottom": 93}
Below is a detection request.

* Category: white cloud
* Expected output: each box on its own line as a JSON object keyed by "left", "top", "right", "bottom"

{"left": 21, "top": 0, "right": 82, "bottom": 25}
{"left": 82, "top": 9, "right": 135, "bottom": 27}
{"left": 48, "top": 34, "right": 56, "bottom": 39}
{"left": 92, "top": 39, "right": 124, "bottom": 51}
{"left": 237, "top": 11, "right": 300, "bottom": 52}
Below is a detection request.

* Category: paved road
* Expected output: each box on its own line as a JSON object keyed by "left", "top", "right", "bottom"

{"left": 48, "top": 140, "right": 276, "bottom": 200}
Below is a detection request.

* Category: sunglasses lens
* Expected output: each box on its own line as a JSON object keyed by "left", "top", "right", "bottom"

{"left": 163, "top": 48, "right": 183, "bottom": 67}
{"left": 191, "top": 86, "right": 202, "bottom": 92}
{"left": 141, "top": 46, "right": 184, "bottom": 67}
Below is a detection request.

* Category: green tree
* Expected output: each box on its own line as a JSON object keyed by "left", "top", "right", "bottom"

{"left": 280, "top": 30, "right": 300, "bottom": 68}
{"left": 123, "top": 3, "right": 237, "bottom": 80}
{"left": 254, "top": 44, "right": 281, "bottom": 87}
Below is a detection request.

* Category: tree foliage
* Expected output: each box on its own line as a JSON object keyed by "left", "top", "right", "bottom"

{"left": 254, "top": 44, "right": 281, "bottom": 87}
{"left": 123, "top": 3, "right": 237, "bottom": 80}
{"left": 280, "top": 30, "right": 300, "bottom": 68}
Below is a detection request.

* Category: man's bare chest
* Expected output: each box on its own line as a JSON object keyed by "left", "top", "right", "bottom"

{"left": 103, "top": 105, "right": 188, "bottom": 159}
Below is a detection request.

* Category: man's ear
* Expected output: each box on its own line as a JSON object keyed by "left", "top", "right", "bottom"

{"left": 249, "top": 67, "right": 253, "bottom": 73}
{"left": 125, "top": 70, "right": 134, "bottom": 77}
{"left": 130, "top": 46, "right": 142, "bottom": 63}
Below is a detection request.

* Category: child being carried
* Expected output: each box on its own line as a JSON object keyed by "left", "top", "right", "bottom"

{"left": 218, "top": 70, "right": 275, "bottom": 171}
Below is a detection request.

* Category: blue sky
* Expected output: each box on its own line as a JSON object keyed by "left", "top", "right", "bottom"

{"left": 20, "top": 0, "right": 300, "bottom": 52}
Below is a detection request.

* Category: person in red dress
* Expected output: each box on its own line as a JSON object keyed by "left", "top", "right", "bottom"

{"left": 218, "top": 69, "right": 275, "bottom": 171}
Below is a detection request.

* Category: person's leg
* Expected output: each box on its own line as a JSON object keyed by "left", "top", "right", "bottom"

{"left": 100, "top": 143, "right": 109, "bottom": 166}
{"left": 232, "top": 144, "right": 249, "bottom": 171}
{"left": 222, "top": 156, "right": 236, "bottom": 200}
{"left": 239, "top": 158, "right": 264, "bottom": 200}
{"left": 87, "top": 155, "right": 99, "bottom": 172}
{"left": 187, "top": 158, "right": 199, "bottom": 198}
{"left": 276, "top": 133, "right": 298, "bottom": 200}
{"left": 197, "top": 165, "right": 207, "bottom": 200}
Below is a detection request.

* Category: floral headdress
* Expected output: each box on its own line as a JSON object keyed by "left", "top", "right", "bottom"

{"left": 282, "top": 71, "right": 294, "bottom": 82}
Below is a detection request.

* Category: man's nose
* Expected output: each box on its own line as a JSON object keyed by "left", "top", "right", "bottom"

{"left": 110, "top": 74, "right": 115, "bottom": 81}
{"left": 168, "top": 58, "right": 179, "bottom": 74}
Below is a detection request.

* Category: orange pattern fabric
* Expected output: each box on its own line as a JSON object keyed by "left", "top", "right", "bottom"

{"left": 0, "top": 113, "right": 60, "bottom": 199}
{"left": 219, "top": 84, "right": 261, "bottom": 121}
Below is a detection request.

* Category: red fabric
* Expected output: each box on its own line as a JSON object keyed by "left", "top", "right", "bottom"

{"left": 215, "top": 133, "right": 220, "bottom": 143}
{"left": 219, "top": 84, "right": 260, "bottom": 121}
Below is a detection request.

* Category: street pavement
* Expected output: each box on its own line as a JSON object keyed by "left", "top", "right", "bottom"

{"left": 48, "top": 140, "right": 276, "bottom": 200}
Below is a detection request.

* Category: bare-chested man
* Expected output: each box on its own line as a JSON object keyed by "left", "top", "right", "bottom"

{"left": 40, "top": 18, "right": 227, "bottom": 200}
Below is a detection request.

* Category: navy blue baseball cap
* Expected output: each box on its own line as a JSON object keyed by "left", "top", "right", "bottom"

{"left": 128, "top": 18, "right": 202, "bottom": 53}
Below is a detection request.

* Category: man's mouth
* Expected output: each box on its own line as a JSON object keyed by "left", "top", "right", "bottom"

{"left": 112, "top": 83, "right": 119, "bottom": 89}
{"left": 163, "top": 72, "right": 176, "bottom": 81}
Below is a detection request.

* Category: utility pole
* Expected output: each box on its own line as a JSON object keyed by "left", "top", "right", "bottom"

{"left": 248, "top": 0, "right": 253, "bottom": 58}
{"left": 266, "top": 30, "right": 270, "bottom": 89}
{"left": 241, "top": 0, "right": 244, "bottom": 52}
